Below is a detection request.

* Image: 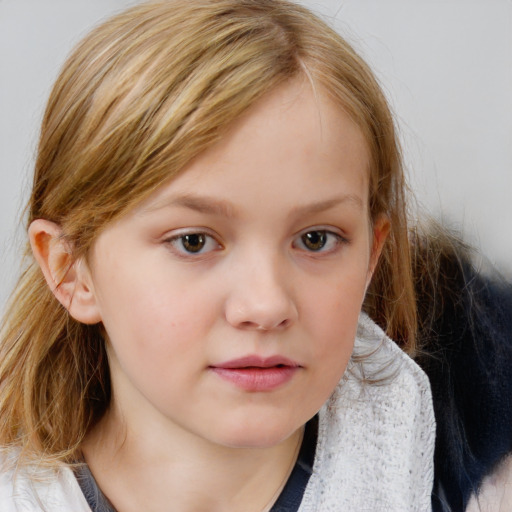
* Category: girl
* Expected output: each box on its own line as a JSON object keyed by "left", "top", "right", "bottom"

{"left": 0, "top": 1, "right": 435, "bottom": 510}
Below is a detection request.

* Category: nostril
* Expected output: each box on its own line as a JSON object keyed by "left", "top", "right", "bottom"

{"left": 241, "top": 319, "right": 291, "bottom": 331}
{"left": 238, "top": 321, "right": 265, "bottom": 331}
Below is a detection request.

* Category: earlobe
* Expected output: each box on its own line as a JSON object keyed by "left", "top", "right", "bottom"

{"left": 28, "top": 219, "right": 101, "bottom": 325}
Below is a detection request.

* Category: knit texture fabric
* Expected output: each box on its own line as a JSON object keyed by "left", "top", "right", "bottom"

{"left": 298, "top": 313, "right": 435, "bottom": 512}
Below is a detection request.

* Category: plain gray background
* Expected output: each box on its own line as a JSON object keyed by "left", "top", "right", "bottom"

{"left": 1, "top": 0, "right": 511, "bottom": 313}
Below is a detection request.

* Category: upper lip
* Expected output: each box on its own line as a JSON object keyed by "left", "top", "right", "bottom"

{"left": 211, "top": 355, "right": 300, "bottom": 369}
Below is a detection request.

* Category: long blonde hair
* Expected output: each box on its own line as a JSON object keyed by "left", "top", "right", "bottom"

{"left": 0, "top": 0, "right": 415, "bottom": 466}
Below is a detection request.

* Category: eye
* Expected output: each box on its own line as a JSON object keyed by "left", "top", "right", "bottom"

{"left": 294, "top": 229, "right": 345, "bottom": 253}
{"left": 302, "top": 231, "right": 327, "bottom": 251}
{"left": 165, "top": 232, "right": 220, "bottom": 256}
{"left": 180, "top": 233, "right": 207, "bottom": 253}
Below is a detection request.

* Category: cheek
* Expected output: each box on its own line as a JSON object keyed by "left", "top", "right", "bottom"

{"left": 93, "top": 257, "right": 218, "bottom": 365}
{"left": 289, "top": 277, "right": 363, "bottom": 423}
{"left": 301, "top": 263, "right": 369, "bottom": 377}
{"left": 307, "top": 264, "right": 368, "bottom": 334}
{"left": 97, "top": 276, "right": 214, "bottom": 412}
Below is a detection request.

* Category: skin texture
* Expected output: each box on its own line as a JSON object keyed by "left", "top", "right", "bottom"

{"left": 30, "top": 79, "right": 388, "bottom": 512}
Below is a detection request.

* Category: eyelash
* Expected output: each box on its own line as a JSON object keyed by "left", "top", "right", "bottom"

{"left": 164, "top": 231, "right": 222, "bottom": 258}
{"left": 293, "top": 229, "right": 348, "bottom": 254}
{"left": 163, "top": 229, "right": 348, "bottom": 258}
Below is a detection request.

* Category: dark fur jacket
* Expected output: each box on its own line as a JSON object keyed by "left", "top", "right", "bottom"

{"left": 413, "top": 233, "right": 512, "bottom": 512}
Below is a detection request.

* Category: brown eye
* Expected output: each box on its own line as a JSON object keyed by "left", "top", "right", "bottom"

{"left": 181, "top": 234, "right": 206, "bottom": 253}
{"left": 166, "top": 231, "right": 221, "bottom": 258}
{"left": 301, "top": 231, "right": 327, "bottom": 251}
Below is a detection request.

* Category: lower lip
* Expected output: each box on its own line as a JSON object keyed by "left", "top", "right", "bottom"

{"left": 210, "top": 366, "right": 299, "bottom": 392}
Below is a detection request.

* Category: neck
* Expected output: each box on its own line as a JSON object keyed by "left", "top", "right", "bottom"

{"left": 82, "top": 406, "right": 304, "bottom": 512}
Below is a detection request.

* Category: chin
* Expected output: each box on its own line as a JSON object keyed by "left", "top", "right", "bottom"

{"left": 213, "top": 417, "right": 303, "bottom": 450}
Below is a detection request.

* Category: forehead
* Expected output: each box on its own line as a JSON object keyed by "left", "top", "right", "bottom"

{"left": 138, "top": 78, "right": 370, "bottom": 217}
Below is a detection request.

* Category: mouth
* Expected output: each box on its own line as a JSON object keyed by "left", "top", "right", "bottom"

{"left": 209, "top": 355, "right": 301, "bottom": 392}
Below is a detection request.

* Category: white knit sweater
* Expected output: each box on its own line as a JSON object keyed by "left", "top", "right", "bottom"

{"left": 298, "top": 313, "right": 435, "bottom": 511}
{"left": 0, "top": 314, "right": 435, "bottom": 511}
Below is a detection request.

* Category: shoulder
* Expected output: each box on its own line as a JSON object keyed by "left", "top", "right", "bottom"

{"left": 299, "top": 313, "right": 435, "bottom": 512}
{"left": 466, "top": 455, "right": 512, "bottom": 512}
{"left": 0, "top": 449, "right": 90, "bottom": 512}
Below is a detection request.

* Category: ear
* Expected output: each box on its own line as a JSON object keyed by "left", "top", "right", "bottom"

{"left": 367, "top": 214, "right": 390, "bottom": 285}
{"left": 28, "top": 219, "right": 101, "bottom": 324}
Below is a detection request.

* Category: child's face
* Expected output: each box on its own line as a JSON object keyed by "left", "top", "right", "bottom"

{"left": 86, "top": 79, "right": 384, "bottom": 448}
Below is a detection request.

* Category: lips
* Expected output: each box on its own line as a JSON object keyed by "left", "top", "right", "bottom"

{"left": 209, "top": 355, "right": 300, "bottom": 392}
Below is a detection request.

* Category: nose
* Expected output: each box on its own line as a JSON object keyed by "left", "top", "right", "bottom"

{"left": 224, "top": 255, "right": 298, "bottom": 332}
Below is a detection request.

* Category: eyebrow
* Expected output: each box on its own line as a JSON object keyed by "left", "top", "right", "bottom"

{"left": 290, "top": 195, "right": 364, "bottom": 217}
{"left": 143, "top": 194, "right": 239, "bottom": 218}
{"left": 143, "top": 193, "right": 363, "bottom": 218}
